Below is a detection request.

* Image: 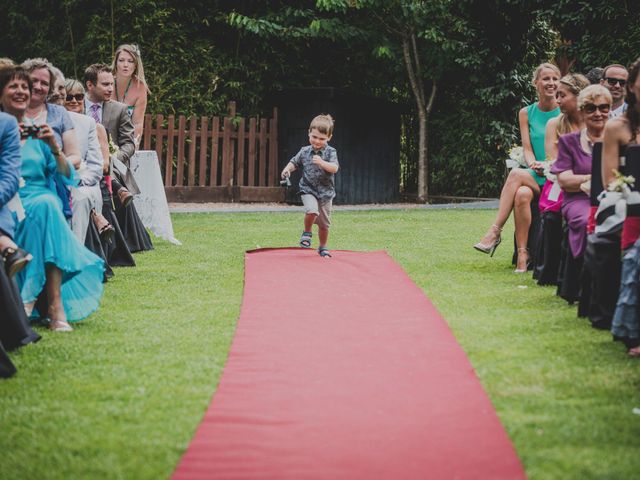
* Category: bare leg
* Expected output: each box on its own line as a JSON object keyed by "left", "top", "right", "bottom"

{"left": 318, "top": 227, "right": 329, "bottom": 248}
{"left": 493, "top": 169, "right": 540, "bottom": 229}
{"left": 46, "top": 265, "right": 72, "bottom": 331}
{"left": 475, "top": 169, "right": 541, "bottom": 249}
{"left": 304, "top": 213, "right": 316, "bottom": 232}
{"left": 514, "top": 186, "right": 534, "bottom": 272}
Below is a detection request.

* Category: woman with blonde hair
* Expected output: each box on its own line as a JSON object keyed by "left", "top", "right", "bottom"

{"left": 544, "top": 73, "right": 590, "bottom": 160}
{"left": 112, "top": 44, "right": 149, "bottom": 145}
{"left": 474, "top": 62, "right": 560, "bottom": 272}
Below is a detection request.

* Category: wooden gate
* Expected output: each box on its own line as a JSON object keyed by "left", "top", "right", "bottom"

{"left": 141, "top": 102, "right": 282, "bottom": 202}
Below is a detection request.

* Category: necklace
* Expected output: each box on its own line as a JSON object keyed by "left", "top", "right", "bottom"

{"left": 116, "top": 77, "right": 133, "bottom": 103}
{"left": 25, "top": 105, "right": 47, "bottom": 125}
{"left": 580, "top": 128, "right": 601, "bottom": 154}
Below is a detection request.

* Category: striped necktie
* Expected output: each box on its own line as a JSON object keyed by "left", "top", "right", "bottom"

{"left": 89, "top": 103, "right": 101, "bottom": 124}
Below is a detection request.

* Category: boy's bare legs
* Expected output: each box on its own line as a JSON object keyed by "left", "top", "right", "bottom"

{"left": 318, "top": 227, "right": 329, "bottom": 248}
{"left": 304, "top": 213, "right": 316, "bottom": 233}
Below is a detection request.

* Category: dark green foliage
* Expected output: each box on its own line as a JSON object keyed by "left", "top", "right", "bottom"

{"left": 1, "top": 1, "right": 638, "bottom": 196}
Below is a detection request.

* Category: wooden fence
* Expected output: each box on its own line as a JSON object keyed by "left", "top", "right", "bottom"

{"left": 141, "top": 102, "right": 282, "bottom": 202}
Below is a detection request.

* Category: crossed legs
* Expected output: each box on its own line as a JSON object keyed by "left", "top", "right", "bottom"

{"left": 476, "top": 168, "right": 540, "bottom": 270}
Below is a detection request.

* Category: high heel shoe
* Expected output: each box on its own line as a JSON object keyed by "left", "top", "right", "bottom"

{"left": 473, "top": 224, "right": 502, "bottom": 257}
{"left": 514, "top": 247, "right": 530, "bottom": 273}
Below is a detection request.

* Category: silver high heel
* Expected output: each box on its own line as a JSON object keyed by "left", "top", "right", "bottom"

{"left": 514, "top": 247, "right": 530, "bottom": 273}
{"left": 473, "top": 224, "right": 502, "bottom": 257}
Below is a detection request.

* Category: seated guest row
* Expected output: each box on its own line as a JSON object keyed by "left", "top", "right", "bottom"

{"left": 0, "top": 47, "right": 152, "bottom": 378}
{"left": 474, "top": 58, "right": 640, "bottom": 358}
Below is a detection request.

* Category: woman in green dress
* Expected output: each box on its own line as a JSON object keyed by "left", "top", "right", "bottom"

{"left": 474, "top": 63, "right": 561, "bottom": 272}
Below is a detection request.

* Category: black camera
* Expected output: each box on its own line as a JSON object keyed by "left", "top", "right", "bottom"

{"left": 20, "top": 125, "right": 40, "bottom": 139}
{"left": 280, "top": 176, "right": 291, "bottom": 187}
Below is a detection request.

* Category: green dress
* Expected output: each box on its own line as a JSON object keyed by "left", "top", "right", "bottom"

{"left": 525, "top": 102, "right": 560, "bottom": 187}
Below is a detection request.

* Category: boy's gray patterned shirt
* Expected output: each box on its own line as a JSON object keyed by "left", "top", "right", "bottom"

{"left": 289, "top": 145, "right": 339, "bottom": 201}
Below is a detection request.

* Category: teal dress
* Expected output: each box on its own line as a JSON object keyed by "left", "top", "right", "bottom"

{"left": 525, "top": 103, "right": 560, "bottom": 187}
{"left": 15, "top": 138, "right": 105, "bottom": 322}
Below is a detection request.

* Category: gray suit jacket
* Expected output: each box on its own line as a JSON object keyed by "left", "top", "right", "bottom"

{"left": 0, "top": 112, "right": 21, "bottom": 238}
{"left": 100, "top": 100, "right": 139, "bottom": 194}
{"left": 68, "top": 111, "right": 102, "bottom": 187}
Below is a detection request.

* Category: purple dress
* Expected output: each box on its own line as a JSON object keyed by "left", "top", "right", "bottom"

{"left": 551, "top": 131, "right": 592, "bottom": 258}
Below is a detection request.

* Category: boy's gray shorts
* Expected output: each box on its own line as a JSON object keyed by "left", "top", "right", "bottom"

{"left": 301, "top": 194, "right": 332, "bottom": 228}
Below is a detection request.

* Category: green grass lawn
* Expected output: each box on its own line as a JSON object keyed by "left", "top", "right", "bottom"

{"left": 1, "top": 209, "right": 638, "bottom": 479}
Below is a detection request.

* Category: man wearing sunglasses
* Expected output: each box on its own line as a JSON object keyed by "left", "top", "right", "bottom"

{"left": 600, "top": 64, "right": 629, "bottom": 118}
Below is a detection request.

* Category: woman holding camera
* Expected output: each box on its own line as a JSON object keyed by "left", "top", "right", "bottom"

{"left": 0, "top": 66, "right": 104, "bottom": 331}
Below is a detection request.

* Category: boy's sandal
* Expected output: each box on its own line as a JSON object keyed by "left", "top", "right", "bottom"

{"left": 2, "top": 246, "right": 33, "bottom": 278}
{"left": 318, "top": 247, "right": 332, "bottom": 258}
{"left": 299, "top": 231, "right": 312, "bottom": 248}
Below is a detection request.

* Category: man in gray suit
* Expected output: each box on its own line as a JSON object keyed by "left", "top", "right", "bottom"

{"left": 83, "top": 64, "right": 139, "bottom": 198}
{"left": 67, "top": 110, "right": 103, "bottom": 241}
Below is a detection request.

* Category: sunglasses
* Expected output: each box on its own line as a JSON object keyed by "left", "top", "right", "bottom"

{"left": 605, "top": 77, "right": 627, "bottom": 87}
{"left": 582, "top": 103, "right": 610, "bottom": 114}
{"left": 65, "top": 93, "right": 85, "bottom": 102}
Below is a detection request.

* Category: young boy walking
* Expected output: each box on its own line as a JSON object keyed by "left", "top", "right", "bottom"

{"left": 280, "top": 114, "right": 339, "bottom": 257}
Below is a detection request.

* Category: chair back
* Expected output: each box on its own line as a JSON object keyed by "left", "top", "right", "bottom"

{"left": 627, "top": 145, "right": 640, "bottom": 192}
{"left": 590, "top": 142, "right": 603, "bottom": 206}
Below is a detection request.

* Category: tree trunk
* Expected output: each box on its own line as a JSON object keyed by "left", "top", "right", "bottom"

{"left": 402, "top": 34, "right": 436, "bottom": 203}
{"left": 417, "top": 109, "right": 428, "bottom": 202}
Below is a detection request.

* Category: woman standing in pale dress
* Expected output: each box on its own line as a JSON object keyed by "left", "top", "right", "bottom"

{"left": 112, "top": 44, "right": 149, "bottom": 147}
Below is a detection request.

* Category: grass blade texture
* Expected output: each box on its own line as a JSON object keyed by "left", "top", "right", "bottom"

{"left": 1, "top": 209, "right": 638, "bottom": 479}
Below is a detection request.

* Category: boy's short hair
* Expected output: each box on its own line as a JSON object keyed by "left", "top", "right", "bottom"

{"left": 83, "top": 63, "right": 112, "bottom": 88}
{"left": 309, "top": 114, "right": 334, "bottom": 136}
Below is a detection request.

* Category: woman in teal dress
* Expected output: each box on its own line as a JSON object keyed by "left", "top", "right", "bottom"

{"left": 1, "top": 66, "right": 104, "bottom": 332}
{"left": 474, "top": 62, "right": 561, "bottom": 272}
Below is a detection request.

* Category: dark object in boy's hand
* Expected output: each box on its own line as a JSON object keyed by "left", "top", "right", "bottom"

{"left": 280, "top": 176, "right": 292, "bottom": 187}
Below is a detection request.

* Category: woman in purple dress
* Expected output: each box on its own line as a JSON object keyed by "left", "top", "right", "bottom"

{"left": 552, "top": 84, "right": 612, "bottom": 260}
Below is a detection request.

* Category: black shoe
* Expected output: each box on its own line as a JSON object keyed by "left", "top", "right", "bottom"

{"left": 2, "top": 247, "right": 33, "bottom": 277}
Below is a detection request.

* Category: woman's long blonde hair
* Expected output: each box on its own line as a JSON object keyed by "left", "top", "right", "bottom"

{"left": 111, "top": 44, "right": 150, "bottom": 93}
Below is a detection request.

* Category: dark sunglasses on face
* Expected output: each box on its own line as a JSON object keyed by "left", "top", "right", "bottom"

{"left": 65, "top": 93, "right": 84, "bottom": 102}
{"left": 582, "top": 103, "right": 610, "bottom": 114}
{"left": 605, "top": 77, "right": 626, "bottom": 87}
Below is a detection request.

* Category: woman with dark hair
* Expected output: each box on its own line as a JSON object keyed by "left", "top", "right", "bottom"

{"left": 604, "top": 57, "right": 640, "bottom": 356}
{"left": 0, "top": 108, "right": 40, "bottom": 377}
{"left": 0, "top": 66, "right": 104, "bottom": 331}
{"left": 474, "top": 63, "right": 560, "bottom": 272}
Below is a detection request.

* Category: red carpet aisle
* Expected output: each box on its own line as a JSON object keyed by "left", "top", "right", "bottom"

{"left": 173, "top": 249, "right": 525, "bottom": 479}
